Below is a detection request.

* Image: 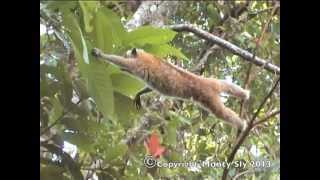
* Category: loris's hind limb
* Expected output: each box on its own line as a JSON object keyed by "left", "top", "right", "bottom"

{"left": 134, "top": 87, "right": 152, "bottom": 110}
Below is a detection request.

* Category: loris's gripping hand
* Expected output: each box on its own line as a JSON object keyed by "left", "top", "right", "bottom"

{"left": 133, "top": 87, "right": 152, "bottom": 110}
{"left": 92, "top": 48, "right": 102, "bottom": 57}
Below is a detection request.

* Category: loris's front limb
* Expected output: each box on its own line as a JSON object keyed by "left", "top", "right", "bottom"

{"left": 134, "top": 87, "right": 152, "bottom": 110}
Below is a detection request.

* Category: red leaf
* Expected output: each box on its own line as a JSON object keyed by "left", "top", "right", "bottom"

{"left": 144, "top": 132, "right": 166, "bottom": 158}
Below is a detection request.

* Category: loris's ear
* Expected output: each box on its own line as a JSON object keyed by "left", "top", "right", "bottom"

{"left": 131, "top": 48, "right": 137, "bottom": 57}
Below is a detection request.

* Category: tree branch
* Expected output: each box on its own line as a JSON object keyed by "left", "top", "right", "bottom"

{"left": 221, "top": 77, "right": 280, "bottom": 180}
{"left": 41, "top": 142, "right": 84, "bottom": 180}
{"left": 252, "top": 109, "right": 280, "bottom": 128}
{"left": 191, "top": 45, "right": 221, "bottom": 74}
{"left": 194, "top": 2, "right": 249, "bottom": 75}
{"left": 167, "top": 24, "right": 280, "bottom": 74}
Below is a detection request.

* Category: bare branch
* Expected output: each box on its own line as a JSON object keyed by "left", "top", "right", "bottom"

{"left": 167, "top": 24, "right": 280, "bottom": 74}
{"left": 221, "top": 77, "right": 280, "bottom": 180}
{"left": 191, "top": 45, "right": 221, "bottom": 74}
{"left": 195, "top": 2, "right": 249, "bottom": 75}
{"left": 249, "top": 77, "right": 280, "bottom": 124}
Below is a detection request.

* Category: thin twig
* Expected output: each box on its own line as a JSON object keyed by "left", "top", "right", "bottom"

{"left": 221, "top": 77, "right": 280, "bottom": 180}
{"left": 250, "top": 77, "right": 280, "bottom": 125}
{"left": 252, "top": 110, "right": 280, "bottom": 128}
{"left": 40, "top": 111, "right": 69, "bottom": 136}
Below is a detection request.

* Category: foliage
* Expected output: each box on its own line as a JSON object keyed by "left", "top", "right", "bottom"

{"left": 40, "top": 1, "right": 280, "bottom": 179}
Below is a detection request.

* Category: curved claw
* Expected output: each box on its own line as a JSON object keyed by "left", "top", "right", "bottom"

{"left": 134, "top": 95, "right": 142, "bottom": 111}
{"left": 133, "top": 87, "right": 152, "bottom": 111}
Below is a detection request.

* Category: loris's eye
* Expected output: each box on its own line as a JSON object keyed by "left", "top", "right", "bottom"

{"left": 131, "top": 48, "right": 137, "bottom": 57}
{"left": 125, "top": 48, "right": 138, "bottom": 58}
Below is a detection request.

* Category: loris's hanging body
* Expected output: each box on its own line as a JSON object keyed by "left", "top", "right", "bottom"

{"left": 92, "top": 48, "right": 250, "bottom": 131}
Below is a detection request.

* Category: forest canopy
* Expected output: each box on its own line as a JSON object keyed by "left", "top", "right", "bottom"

{"left": 40, "top": 1, "right": 280, "bottom": 180}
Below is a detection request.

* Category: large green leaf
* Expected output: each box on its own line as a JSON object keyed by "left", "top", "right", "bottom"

{"left": 111, "top": 72, "right": 144, "bottom": 98}
{"left": 45, "top": 1, "right": 77, "bottom": 15}
{"left": 114, "top": 92, "right": 140, "bottom": 129}
{"left": 63, "top": 132, "right": 94, "bottom": 153}
{"left": 124, "top": 26, "right": 177, "bottom": 47}
{"left": 79, "top": 1, "right": 100, "bottom": 33}
{"left": 86, "top": 60, "right": 115, "bottom": 121}
{"left": 91, "top": 7, "right": 126, "bottom": 53}
{"left": 144, "top": 44, "right": 189, "bottom": 61}
{"left": 165, "top": 120, "right": 178, "bottom": 146}
{"left": 49, "top": 95, "right": 63, "bottom": 123}
{"left": 63, "top": 13, "right": 116, "bottom": 122}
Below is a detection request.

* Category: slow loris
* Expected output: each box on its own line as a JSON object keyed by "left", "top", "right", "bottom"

{"left": 92, "top": 48, "right": 250, "bottom": 131}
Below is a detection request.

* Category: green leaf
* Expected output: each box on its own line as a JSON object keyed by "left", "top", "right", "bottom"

{"left": 167, "top": 151, "right": 183, "bottom": 162}
{"left": 57, "top": 62, "right": 73, "bottom": 106}
{"left": 62, "top": 13, "right": 115, "bottom": 122}
{"left": 144, "top": 44, "right": 189, "bottom": 61}
{"left": 125, "top": 26, "right": 177, "bottom": 47}
{"left": 169, "top": 111, "right": 192, "bottom": 125}
{"left": 79, "top": 1, "right": 100, "bottom": 33}
{"left": 63, "top": 132, "right": 94, "bottom": 152}
{"left": 40, "top": 77, "right": 50, "bottom": 97}
{"left": 105, "top": 143, "right": 128, "bottom": 161}
{"left": 79, "top": 27, "right": 90, "bottom": 64}
{"left": 91, "top": 7, "right": 126, "bottom": 53}
{"left": 40, "top": 35, "right": 47, "bottom": 51}
{"left": 62, "top": 13, "right": 85, "bottom": 63}
{"left": 45, "top": 1, "right": 77, "bottom": 15}
{"left": 86, "top": 60, "right": 115, "bottom": 122}
{"left": 61, "top": 117, "right": 87, "bottom": 132}
{"left": 207, "top": 5, "right": 220, "bottom": 27}
{"left": 165, "top": 120, "right": 178, "bottom": 146}
{"left": 114, "top": 92, "right": 139, "bottom": 129}
{"left": 111, "top": 72, "right": 144, "bottom": 98}
{"left": 49, "top": 95, "right": 63, "bottom": 123}
{"left": 73, "top": 78, "right": 90, "bottom": 100}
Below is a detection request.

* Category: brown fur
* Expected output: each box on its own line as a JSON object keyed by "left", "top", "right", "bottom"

{"left": 94, "top": 48, "right": 250, "bottom": 131}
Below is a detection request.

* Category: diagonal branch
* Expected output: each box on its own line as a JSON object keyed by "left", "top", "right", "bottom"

{"left": 167, "top": 24, "right": 280, "bottom": 74}
{"left": 221, "top": 77, "right": 280, "bottom": 180}
{"left": 193, "top": 2, "right": 249, "bottom": 75}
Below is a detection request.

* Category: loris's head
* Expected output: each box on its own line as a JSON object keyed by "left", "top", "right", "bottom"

{"left": 122, "top": 48, "right": 161, "bottom": 81}
{"left": 125, "top": 48, "right": 144, "bottom": 59}
{"left": 125, "top": 48, "right": 159, "bottom": 64}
